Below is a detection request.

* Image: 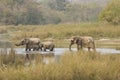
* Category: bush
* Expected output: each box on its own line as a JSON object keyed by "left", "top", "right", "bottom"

{"left": 99, "top": 0, "right": 120, "bottom": 25}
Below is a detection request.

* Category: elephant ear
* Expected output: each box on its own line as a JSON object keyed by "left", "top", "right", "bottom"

{"left": 76, "top": 38, "right": 82, "bottom": 45}
{"left": 72, "top": 36, "right": 79, "bottom": 43}
{"left": 25, "top": 38, "right": 29, "bottom": 44}
{"left": 75, "top": 38, "right": 79, "bottom": 44}
{"left": 20, "top": 39, "right": 25, "bottom": 45}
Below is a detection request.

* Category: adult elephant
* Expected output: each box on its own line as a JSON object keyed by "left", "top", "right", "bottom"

{"left": 69, "top": 36, "right": 96, "bottom": 51}
{"left": 15, "top": 38, "right": 41, "bottom": 51}
{"left": 40, "top": 41, "right": 55, "bottom": 51}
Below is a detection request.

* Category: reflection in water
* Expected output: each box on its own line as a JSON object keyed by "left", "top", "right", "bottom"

{"left": 17, "top": 48, "right": 120, "bottom": 64}
{"left": 0, "top": 48, "right": 120, "bottom": 65}
{"left": 14, "top": 48, "right": 120, "bottom": 55}
{"left": 24, "top": 52, "right": 60, "bottom": 64}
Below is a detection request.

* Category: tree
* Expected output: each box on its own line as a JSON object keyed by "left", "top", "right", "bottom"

{"left": 99, "top": 0, "right": 120, "bottom": 25}
{"left": 56, "top": 0, "right": 67, "bottom": 11}
{"left": 41, "top": 0, "right": 67, "bottom": 11}
{"left": 64, "top": 3, "right": 102, "bottom": 23}
{"left": 0, "top": 0, "right": 45, "bottom": 25}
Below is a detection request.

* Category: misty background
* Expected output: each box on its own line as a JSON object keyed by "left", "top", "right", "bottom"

{"left": 0, "top": 0, "right": 119, "bottom": 25}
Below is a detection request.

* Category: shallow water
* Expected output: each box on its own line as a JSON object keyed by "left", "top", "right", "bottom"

{"left": 19, "top": 48, "right": 120, "bottom": 64}
{"left": 0, "top": 48, "right": 120, "bottom": 64}
{"left": 13, "top": 48, "right": 120, "bottom": 55}
{"left": 1, "top": 48, "right": 120, "bottom": 55}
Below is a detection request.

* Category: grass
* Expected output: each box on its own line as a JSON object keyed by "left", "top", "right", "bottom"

{"left": 0, "top": 22, "right": 120, "bottom": 48}
{"left": 0, "top": 48, "right": 120, "bottom": 80}
{"left": 0, "top": 22, "right": 120, "bottom": 80}
{"left": 1, "top": 22, "right": 119, "bottom": 40}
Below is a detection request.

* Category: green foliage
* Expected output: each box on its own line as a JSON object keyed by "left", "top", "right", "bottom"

{"left": 99, "top": 0, "right": 120, "bottom": 25}
{"left": 0, "top": 0, "right": 105, "bottom": 25}
{"left": 56, "top": 0, "right": 66, "bottom": 11}
{"left": 65, "top": 3, "right": 101, "bottom": 22}
{"left": 0, "top": 0, "right": 45, "bottom": 25}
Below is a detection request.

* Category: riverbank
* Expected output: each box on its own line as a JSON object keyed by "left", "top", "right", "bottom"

{"left": 0, "top": 22, "right": 120, "bottom": 49}
{"left": 0, "top": 22, "right": 120, "bottom": 40}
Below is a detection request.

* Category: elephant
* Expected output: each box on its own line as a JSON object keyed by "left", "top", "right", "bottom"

{"left": 15, "top": 38, "right": 41, "bottom": 51}
{"left": 69, "top": 36, "right": 96, "bottom": 51}
{"left": 40, "top": 41, "right": 55, "bottom": 51}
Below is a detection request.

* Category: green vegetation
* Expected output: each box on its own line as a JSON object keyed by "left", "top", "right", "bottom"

{"left": 0, "top": 22, "right": 120, "bottom": 48}
{"left": 0, "top": 49, "right": 120, "bottom": 80}
{"left": 100, "top": 0, "right": 120, "bottom": 25}
{"left": 0, "top": 0, "right": 119, "bottom": 25}
{"left": 0, "top": 0, "right": 119, "bottom": 79}
{"left": 0, "top": 0, "right": 119, "bottom": 26}
{"left": 4, "top": 23, "right": 120, "bottom": 40}
{"left": 0, "top": 0, "right": 108, "bottom": 25}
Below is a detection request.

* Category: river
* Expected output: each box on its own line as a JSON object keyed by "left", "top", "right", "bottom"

{"left": 14, "top": 48, "right": 120, "bottom": 54}
{"left": 0, "top": 48, "right": 120, "bottom": 64}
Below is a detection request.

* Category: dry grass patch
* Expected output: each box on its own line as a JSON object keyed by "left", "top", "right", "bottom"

{"left": 0, "top": 50, "right": 120, "bottom": 80}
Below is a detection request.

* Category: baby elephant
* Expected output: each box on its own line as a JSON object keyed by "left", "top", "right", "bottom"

{"left": 40, "top": 41, "right": 55, "bottom": 51}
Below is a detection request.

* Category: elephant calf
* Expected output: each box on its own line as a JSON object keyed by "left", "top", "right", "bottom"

{"left": 69, "top": 36, "right": 96, "bottom": 51}
{"left": 40, "top": 41, "right": 55, "bottom": 51}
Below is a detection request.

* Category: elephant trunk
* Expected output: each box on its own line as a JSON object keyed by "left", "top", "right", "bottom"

{"left": 15, "top": 42, "right": 23, "bottom": 46}
{"left": 15, "top": 43, "right": 20, "bottom": 46}
{"left": 69, "top": 43, "right": 73, "bottom": 51}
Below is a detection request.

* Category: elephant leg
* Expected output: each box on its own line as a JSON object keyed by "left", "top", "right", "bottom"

{"left": 35, "top": 44, "right": 39, "bottom": 51}
{"left": 37, "top": 45, "right": 40, "bottom": 51}
{"left": 33, "top": 46, "right": 37, "bottom": 51}
{"left": 39, "top": 45, "right": 42, "bottom": 51}
{"left": 49, "top": 45, "right": 54, "bottom": 51}
{"left": 25, "top": 45, "right": 28, "bottom": 51}
{"left": 41, "top": 47, "right": 42, "bottom": 51}
{"left": 88, "top": 47, "right": 91, "bottom": 51}
{"left": 40, "top": 47, "right": 42, "bottom": 51}
{"left": 50, "top": 47, "right": 53, "bottom": 51}
{"left": 44, "top": 49, "right": 46, "bottom": 51}
{"left": 26, "top": 44, "right": 32, "bottom": 51}
{"left": 25, "top": 48, "right": 28, "bottom": 51}
{"left": 29, "top": 48, "right": 31, "bottom": 51}
{"left": 33, "top": 48, "right": 35, "bottom": 51}
{"left": 35, "top": 48, "right": 38, "bottom": 51}
{"left": 80, "top": 45, "right": 83, "bottom": 50}
{"left": 36, "top": 48, "right": 39, "bottom": 51}
{"left": 44, "top": 47, "right": 46, "bottom": 51}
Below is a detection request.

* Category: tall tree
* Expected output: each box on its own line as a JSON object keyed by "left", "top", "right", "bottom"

{"left": 99, "top": 0, "right": 120, "bottom": 25}
{"left": 0, "top": 0, "right": 45, "bottom": 25}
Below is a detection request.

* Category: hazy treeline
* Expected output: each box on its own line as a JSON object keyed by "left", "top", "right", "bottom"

{"left": 100, "top": 0, "right": 120, "bottom": 25}
{"left": 0, "top": 0, "right": 109, "bottom": 25}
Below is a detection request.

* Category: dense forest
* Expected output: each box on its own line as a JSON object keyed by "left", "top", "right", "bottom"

{"left": 0, "top": 0, "right": 119, "bottom": 25}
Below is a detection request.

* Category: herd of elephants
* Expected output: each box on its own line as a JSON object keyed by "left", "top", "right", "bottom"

{"left": 15, "top": 36, "right": 96, "bottom": 52}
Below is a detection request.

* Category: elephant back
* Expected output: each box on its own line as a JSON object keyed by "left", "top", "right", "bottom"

{"left": 29, "top": 38, "right": 41, "bottom": 44}
{"left": 81, "top": 36, "right": 94, "bottom": 47}
{"left": 42, "top": 41, "right": 54, "bottom": 46}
